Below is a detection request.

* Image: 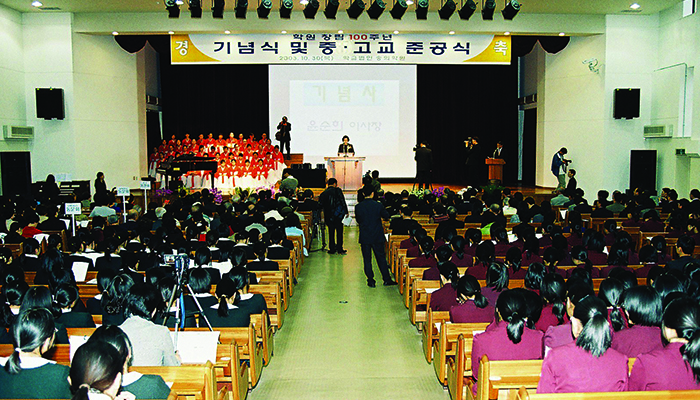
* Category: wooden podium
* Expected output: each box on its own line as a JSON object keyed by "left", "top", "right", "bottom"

{"left": 485, "top": 158, "right": 506, "bottom": 182}
{"left": 324, "top": 156, "right": 365, "bottom": 191}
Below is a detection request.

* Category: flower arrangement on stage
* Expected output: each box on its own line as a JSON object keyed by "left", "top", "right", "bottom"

{"left": 210, "top": 188, "right": 223, "bottom": 204}
{"left": 154, "top": 188, "right": 174, "bottom": 198}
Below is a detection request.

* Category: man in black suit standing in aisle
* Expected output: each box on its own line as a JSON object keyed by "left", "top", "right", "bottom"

{"left": 354, "top": 186, "right": 396, "bottom": 287}
{"left": 319, "top": 178, "right": 348, "bottom": 255}
{"left": 414, "top": 141, "right": 433, "bottom": 190}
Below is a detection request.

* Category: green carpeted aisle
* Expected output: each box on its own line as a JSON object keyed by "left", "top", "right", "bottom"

{"left": 249, "top": 226, "right": 450, "bottom": 400}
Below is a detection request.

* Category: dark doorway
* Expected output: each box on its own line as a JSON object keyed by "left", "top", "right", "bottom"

{"left": 521, "top": 108, "right": 537, "bottom": 186}
{"left": 1, "top": 152, "right": 32, "bottom": 196}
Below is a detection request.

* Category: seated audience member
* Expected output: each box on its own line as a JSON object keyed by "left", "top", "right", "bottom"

{"left": 119, "top": 283, "right": 180, "bottom": 366}
{"left": 585, "top": 232, "right": 609, "bottom": 265}
{"left": 463, "top": 228, "right": 482, "bottom": 257}
{"left": 17, "top": 238, "right": 41, "bottom": 272}
{"left": 87, "top": 325, "right": 171, "bottom": 399}
{"left": 0, "top": 308, "right": 72, "bottom": 399}
{"left": 86, "top": 269, "right": 116, "bottom": 315}
{"left": 502, "top": 247, "right": 523, "bottom": 280}
{"left": 68, "top": 340, "right": 124, "bottom": 400}
{"left": 20, "top": 286, "right": 68, "bottom": 344}
{"left": 54, "top": 284, "right": 95, "bottom": 328}
{"left": 628, "top": 297, "right": 700, "bottom": 391}
{"left": 267, "top": 230, "right": 291, "bottom": 259}
{"left": 428, "top": 262, "right": 460, "bottom": 312}
{"left": 37, "top": 206, "right": 65, "bottom": 232}
{"left": 523, "top": 262, "right": 545, "bottom": 294}
{"left": 102, "top": 273, "right": 134, "bottom": 326}
{"left": 597, "top": 277, "right": 627, "bottom": 332}
{"left": 21, "top": 212, "right": 42, "bottom": 238}
{"left": 450, "top": 274, "right": 494, "bottom": 323}
{"left": 203, "top": 276, "right": 251, "bottom": 328}
{"left": 544, "top": 283, "right": 594, "bottom": 351}
{"left": 3, "top": 222, "right": 25, "bottom": 245}
{"left": 569, "top": 245, "right": 600, "bottom": 278}
{"left": 469, "top": 240, "right": 494, "bottom": 280}
{"left": 520, "top": 237, "right": 543, "bottom": 267}
{"left": 536, "top": 274, "right": 568, "bottom": 332}
{"left": 193, "top": 246, "right": 221, "bottom": 284}
{"left": 422, "top": 243, "right": 449, "bottom": 281}
{"left": 246, "top": 242, "right": 279, "bottom": 271}
{"left": 612, "top": 285, "right": 664, "bottom": 357}
{"left": 94, "top": 239, "right": 122, "bottom": 273}
{"left": 390, "top": 205, "right": 416, "bottom": 235}
{"left": 482, "top": 262, "right": 509, "bottom": 306}
{"left": 491, "top": 225, "right": 513, "bottom": 257}
{"left": 537, "top": 296, "right": 628, "bottom": 393}
{"left": 449, "top": 236, "right": 473, "bottom": 268}
{"left": 639, "top": 210, "right": 665, "bottom": 232}
{"left": 471, "top": 290, "right": 544, "bottom": 386}
{"left": 226, "top": 267, "right": 268, "bottom": 317}
{"left": 600, "top": 244, "right": 634, "bottom": 278}
{"left": 666, "top": 235, "right": 700, "bottom": 271}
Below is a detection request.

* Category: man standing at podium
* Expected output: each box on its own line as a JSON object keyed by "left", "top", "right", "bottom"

{"left": 492, "top": 141, "right": 504, "bottom": 159}
{"left": 414, "top": 142, "right": 433, "bottom": 190}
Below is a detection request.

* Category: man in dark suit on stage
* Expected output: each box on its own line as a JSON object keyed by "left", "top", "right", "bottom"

{"left": 465, "top": 136, "right": 485, "bottom": 187}
{"left": 414, "top": 142, "right": 433, "bottom": 190}
{"left": 492, "top": 141, "right": 504, "bottom": 159}
{"left": 354, "top": 187, "right": 396, "bottom": 287}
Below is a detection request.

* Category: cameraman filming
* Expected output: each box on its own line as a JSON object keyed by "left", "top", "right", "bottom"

{"left": 414, "top": 141, "right": 433, "bottom": 190}
{"left": 551, "top": 147, "right": 572, "bottom": 192}
{"left": 464, "top": 136, "right": 484, "bottom": 187}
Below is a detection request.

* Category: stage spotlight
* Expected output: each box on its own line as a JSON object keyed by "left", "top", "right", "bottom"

{"left": 324, "top": 0, "right": 339, "bottom": 18}
{"left": 390, "top": 0, "right": 407, "bottom": 19}
{"left": 367, "top": 0, "right": 386, "bottom": 19}
{"left": 303, "top": 0, "right": 319, "bottom": 18}
{"left": 257, "top": 0, "right": 272, "bottom": 17}
{"left": 347, "top": 0, "right": 365, "bottom": 19}
{"left": 458, "top": 0, "right": 476, "bottom": 19}
{"left": 481, "top": 0, "right": 495, "bottom": 19}
{"left": 438, "top": 0, "right": 455, "bottom": 19}
{"left": 188, "top": 0, "right": 202, "bottom": 17}
{"left": 235, "top": 0, "right": 247, "bottom": 17}
{"left": 501, "top": 0, "right": 520, "bottom": 19}
{"left": 415, "top": 0, "right": 428, "bottom": 19}
{"left": 165, "top": 0, "right": 181, "bottom": 18}
{"left": 280, "top": 0, "right": 293, "bottom": 18}
{"left": 212, "top": 0, "right": 225, "bottom": 17}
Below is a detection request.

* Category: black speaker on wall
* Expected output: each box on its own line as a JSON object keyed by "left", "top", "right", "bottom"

{"left": 613, "top": 88, "right": 640, "bottom": 119}
{"left": 630, "top": 150, "right": 656, "bottom": 192}
{"left": 35, "top": 88, "right": 65, "bottom": 120}
{"left": 1, "top": 152, "right": 32, "bottom": 197}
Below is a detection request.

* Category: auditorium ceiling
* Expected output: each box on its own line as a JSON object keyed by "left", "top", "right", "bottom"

{"left": 0, "top": 0, "right": 685, "bottom": 15}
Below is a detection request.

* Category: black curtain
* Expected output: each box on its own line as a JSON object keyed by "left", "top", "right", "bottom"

{"left": 159, "top": 52, "right": 270, "bottom": 140}
{"left": 146, "top": 110, "right": 163, "bottom": 153}
{"left": 417, "top": 64, "right": 519, "bottom": 184}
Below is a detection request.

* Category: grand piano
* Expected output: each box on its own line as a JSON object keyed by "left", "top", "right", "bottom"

{"left": 157, "top": 155, "right": 218, "bottom": 189}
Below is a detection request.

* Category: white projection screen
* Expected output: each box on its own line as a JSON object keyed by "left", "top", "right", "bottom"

{"left": 269, "top": 65, "right": 417, "bottom": 178}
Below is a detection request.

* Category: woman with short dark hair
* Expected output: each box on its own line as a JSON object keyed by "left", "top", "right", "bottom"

{"left": 537, "top": 296, "right": 628, "bottom": 393}
{"left": 611, "top": 285, "right": 664, "bottom": 357}
{"left": 450, "top": 274, "right": 493, "bottom": 323}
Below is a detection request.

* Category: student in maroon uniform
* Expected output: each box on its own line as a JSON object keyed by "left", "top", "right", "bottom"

{"left": 612, "top": 285, "right": 664, "bottom": 357}
{"left": 429, "top": 262, "right": 460, "bottom": 312}
{"left": 536, "top": 274, "right": 568, "bottom": 332}
{"left": 628, "top": 297, "right": 700, "bottom": 390}
{"left": 482, "top": 262, "right": 509, "bottom": 306}
{"left": 537, "top": 296, "right": 628, "bottom": 393}
{"left": 464, "top": 228, "right": 481, "bottom": 257}
{"left": 544, "top": 283, "right": 594, "bottom": 351}
{"left": 524, "top": 262, "right": 545, "bottom": 295}
{"left": 505, "top": 246, "right": 526, "bottom": 279}
{"left": 469, "top": 240, "right": 494, "bottom": 280}
{"left": 520, "top": 237, "right": 543, "bottom": 267}
{"left": 449, "top": 236, "right": 473, "bottom": 268}
{"left": 450, "top": 274, "right": 494, "bottom": 323}
{"left": 471, "top": 289, "right": 544, "bottom": 385}
{"left": 597, "top": 277, "right": 627, "bottom": 332}
{"left": 569, "top": 245, "right": 600, "bottom": 278}
{"left": 420, "top": 241, "right": 446, "bottom": 281}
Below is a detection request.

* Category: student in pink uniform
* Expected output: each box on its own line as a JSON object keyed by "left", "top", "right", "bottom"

{"left": 612, "top": 285, "right": 664, "bottom": 357}
{"left": 628, "top": 297, "right": 700, "bottom": 391}
{"left": 450, "top": 274, "right": 494, "bottom": 323}
{"left": 429, "top": 261, "right": 460, "bottom": 312}
{"left": 543, "top": 283, "right": 594, "bottom": 350}
{"left": 538, "top": 296, "right": 629, "bottom": 393}
{"left": 471, "top": 289, "right": 544, "bottom": 386}
{"left": 536, "top": 273, "right": 568, "bottom": 332}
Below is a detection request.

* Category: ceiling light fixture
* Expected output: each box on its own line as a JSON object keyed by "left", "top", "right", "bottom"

{"left": 257, "top": 0, "right": 272, "bottom": 17}
{"left": 390, "top": 0, "right": 407, "bottom": 19}
{"left": 31, "top": 1, "right": 42, "bottom": 7}
{"left": 501, "top": 0, "right": 520, "bottom": 20}
{"left": 367, "top": 0, "right": 386, "bottom": 19}
{"left": 303, "top": 0, "right": 320, "bottom": 18}
{"left": 415, "top": 0, "right": 428, "bottom": 19}
{"left": 324, "top": 0, "right": 339, "bottom": 18}
{"left": 112, "top": 31, "right": 119, "bottom": 35}
{"left": 448, "top": 30, "right": 455, "bottom": 35}
{"left": 394, "top": 30, "right": 399, "bottom": 34}
{"left": 280, "top": 0, "right": 293, "bottom": 18}
{"left": 212, "top": 0, "right": 225, "bottom": 17}
{"left": 439, "top": 0, "right": 456, "bottom": 19}
{"left": 458, "top": 0, "right": 476, "bottom": 19}
{"left": 630, "top": 3, "right": 641, "bottom": 9}
{"left": 225, "top": 30, "right": 231, "bottom": 33}
{"left": 165, "top": 0, "right": 181, "bottom": 18}
{"left": 559, "top": 32, "right": 565, "bottom": 36}
{"left": 168, "top": 31, "right": 175, "bottom": 34}
{"left": 481, "top": 0, "right": 495, "bottom": 19}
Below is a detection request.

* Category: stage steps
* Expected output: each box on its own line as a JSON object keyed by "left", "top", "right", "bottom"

{"left": 344, "top": 192, "right": 358, "bottom": 226}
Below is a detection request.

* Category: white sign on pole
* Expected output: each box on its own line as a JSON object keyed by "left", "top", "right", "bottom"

{"left": 140, "top": 181, "right": 152, "bottom": 190}
{"left": 65, "top": 203, "right": 81, "bottom": 237}
{"left": 140, "top": 181, "right": 151, "bottom": 213}
{"left": 116, "top": 187, "right": 130, "bottom": 197}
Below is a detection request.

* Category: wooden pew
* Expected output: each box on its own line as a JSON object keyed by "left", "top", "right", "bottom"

{"left": 253, "top": 270, "right": 290, "bottom": 311}
{"left": 516, "top": 387, "right": 700, "bottom": 400}
{"left": 1, "top": 244, "right": 22, "bottom": 259}
{"left": 132, "top": 361, "right": 217, "bottom": 400}
{"left": 421, "top": 307, "right": 449, "bottom": 362}
{"left": 249, "top": 283, "right": 284, "bottom": 330}
{"left": 249, "top": 310, "right": 274, "bottom": 366}
{"left": 411, "top": 280, "right": 441, "bottom": 329}
{"left": 433, "top": 322, "right": 489, "bottom": 385}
